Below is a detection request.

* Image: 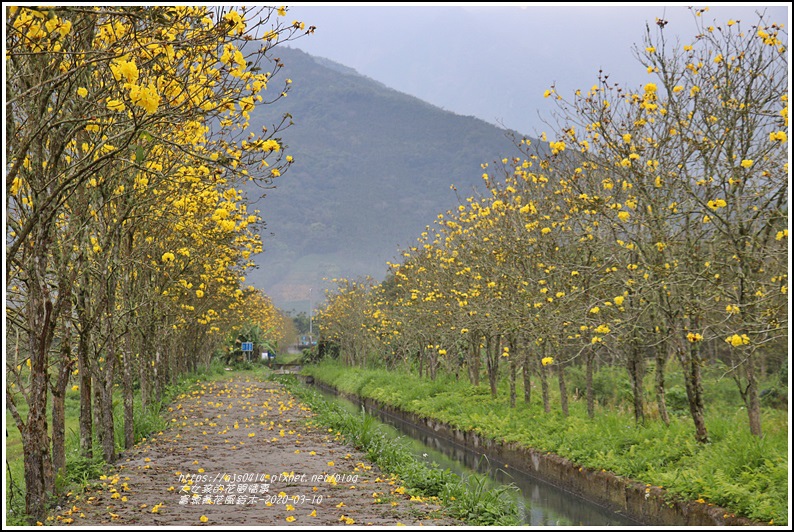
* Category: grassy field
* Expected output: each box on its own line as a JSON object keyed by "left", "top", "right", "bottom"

{"left": 301, "top": 359, "right": 789, "bottom": 525}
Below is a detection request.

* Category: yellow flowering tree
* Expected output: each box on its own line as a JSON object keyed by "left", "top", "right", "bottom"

{"left": 307, "top": 10, "right": 785, "bottom": 447}
{"left": 6, "top": 5, "right": 311, "bottom": 520}
{"left": 316, "top": 278, "right": 377, "bottom": 368}
{"left": 538, "top": 9, "right": 787, "bottom": 439}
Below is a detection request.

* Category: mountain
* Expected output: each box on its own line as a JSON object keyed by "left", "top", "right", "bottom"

{"left": 244, "top": 46, "right": 528, "bottom": 311}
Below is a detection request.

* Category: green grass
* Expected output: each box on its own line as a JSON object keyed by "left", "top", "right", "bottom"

{"left": 275, "top": 374, "right": 521, "bottom": 526}
{"left": 301, "top": 359, "right": 789, "bottom": 525}
{"left": 275, "top": 352, "right": 303, "bottom": 365}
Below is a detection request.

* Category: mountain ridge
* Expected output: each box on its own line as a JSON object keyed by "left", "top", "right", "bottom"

{"left": 244, "top": 46, "right": 531, "bottom": 311}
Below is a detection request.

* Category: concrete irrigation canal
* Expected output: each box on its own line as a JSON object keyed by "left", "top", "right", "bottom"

{"left": 306, "top": 379, "right": 639, "bottom": 526}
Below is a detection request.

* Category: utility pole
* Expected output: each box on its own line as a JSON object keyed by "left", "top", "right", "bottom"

{"left": 309, "top": 288, "right": 313, "bottom": 337}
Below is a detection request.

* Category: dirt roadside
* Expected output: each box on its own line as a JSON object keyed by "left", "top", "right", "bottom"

{"left": 49, "top": 375, "right": 462, "bottom": 527}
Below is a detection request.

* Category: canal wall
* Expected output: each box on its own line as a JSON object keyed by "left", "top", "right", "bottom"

{"left": 308, "top": 377, "right": 762, "bottom": 527}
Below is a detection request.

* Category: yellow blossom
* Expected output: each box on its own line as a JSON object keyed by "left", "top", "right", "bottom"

{"left": 10, "top": 177, "right": 23, "bottom": 196}
{"left": 725, "top": 334, "right": 750, "bottom": 347}
{"left": 106, "top": 99, "right": 126, "bottom": 112}
{"left": 110, "top": 59, "right": 139, "bottom": 84}
{"left": 129, "top": 83, "right": 160, "bottom": 114}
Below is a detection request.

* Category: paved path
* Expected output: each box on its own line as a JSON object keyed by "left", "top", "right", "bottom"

{"left": 50, "top": 376, "right": 459, "bottom": 527}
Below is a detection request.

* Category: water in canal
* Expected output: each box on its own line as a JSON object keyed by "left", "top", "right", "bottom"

{"left": 308, "top": 381, "right": 640, "bottom": 526}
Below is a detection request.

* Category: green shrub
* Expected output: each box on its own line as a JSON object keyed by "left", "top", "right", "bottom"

{"left": 663, "top": 385, "right": 689, "bottom": 415}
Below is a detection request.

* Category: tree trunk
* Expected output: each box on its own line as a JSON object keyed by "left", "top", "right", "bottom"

{"left": 654, "top": 343, "right": 670, "bottom": 425}
{"left": 22, "top": 289, "right": 55, "bottom": 520}
{"left": 540, "top": 343, "right": 550, "bottom": 413}
{"left": 18, "top": 367, "right": 52, "bottom": 521}
{"left": 79, "top": 348, "right": 93, "bottom": 458}
{"left": 522, "top": 348, "right": 532, "bottom": 405}
{"left": 557, "top": 359, "right": 569, "bottom": 417}
{"left": 20, "top": 422, "right": 49, "bottom": 522}
{"left": 154, "top": 349, "right": 162, "bottom": 404}
{"left": 76, "top": 277, "right": 94, "bottom": 457}
{"left": 50, "top": 300, "right": 74, "bottom": 486}
{"left": 676, "top": 337, "right": 709, "bottom": 443}
{"left": 97, "top": 368, "right": 117, "bottom": 462}
{"left": 139, "top": 350, "right": 150, "bottom": 413}
{"left": 585, "top": 346, "right": 595, "bottom": 418}
{"left": 509, "top": 356, "right": 517, "bottom": 408}
{"left": 50, "top": 356, "right": 74, "bottom": 487}
{"left": 627, "top": 342, "right": 645, "bottom": 425}
{"left": 50, "top": 385, "right": 66, "bottom": 484}
{"left": 485, "top": 334, "right": 501, "bottom": 398}
{"left": 51, "top": 256, "right": 77, "bottom": 485}
{"left": 122, "top": 346, "right": 135, "bottom": 449}
{"left": 742, "top": 352, "right": 763, "bottom": 436}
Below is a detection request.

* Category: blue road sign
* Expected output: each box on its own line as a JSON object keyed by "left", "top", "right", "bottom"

{"left": 241, "top": 342, "right": 253, "bottom": 352}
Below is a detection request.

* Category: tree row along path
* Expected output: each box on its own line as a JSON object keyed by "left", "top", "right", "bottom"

{"left": 50, "top": 376, "right": 459, "bottom": 527}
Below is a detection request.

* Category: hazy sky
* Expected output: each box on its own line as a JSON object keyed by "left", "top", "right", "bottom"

{"left": 282, "top": 2, "right": 790, "bottom": 135}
